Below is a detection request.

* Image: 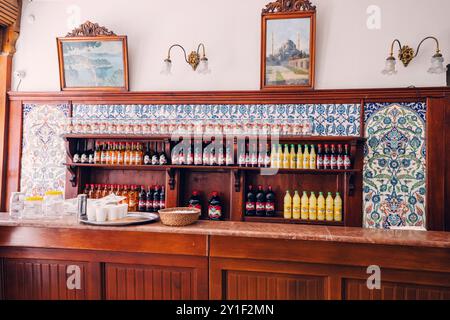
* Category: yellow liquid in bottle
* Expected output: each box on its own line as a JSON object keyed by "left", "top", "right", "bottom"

{"left": 303, "top": 145, "right": 310, "bottom": 169}
{"left": 296, "top": 145, "right": 303, "bottom": 169}
{"left": 270, "top": 145, "right": 276, "bottom": 168}
{"left": 317, "top": 192, "right": 325, "bottom": 221}
{"left": 278, "top": 145, "right": 283, "bottom": 169}
{"left": 334, "top": 192, "right": 343, "bottom": 222}
{"left": 309, "top": 145, "right": 316, "bottom": 169}
{"left": 308, "top": 192, "right": 317, "bottom": 220}
{"left": 326, "top": 192, "right": 334, "bottom": 221}
{"left": 301, "top": 191, "right": 309, "bottom": 220}
{"left": 289, "top": 145, "right": 296, "bottom": 169}
{"left": 284, "top": 190, "right": 292, "bottom": 219}
{"left": 292, "top": 191, "right": 301, "bottom": 219}
{"left": 282, "top": 145, "right": 290, "bottom": 169}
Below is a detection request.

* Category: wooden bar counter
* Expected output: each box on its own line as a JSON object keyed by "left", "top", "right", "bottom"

{"left": 0, "top": 213, "right": 449, "bottom": 300}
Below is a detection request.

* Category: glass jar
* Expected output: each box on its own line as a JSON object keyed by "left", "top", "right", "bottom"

{"left": 23, "top": 196, "right": 44, "bottom": 219}
{"left": 43, "top": 191, "right": 64, "bottom": 219}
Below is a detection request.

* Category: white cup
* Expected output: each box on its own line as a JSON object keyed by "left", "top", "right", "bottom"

{"left": 96, "top": 207, "right": 108, "bottom": 222}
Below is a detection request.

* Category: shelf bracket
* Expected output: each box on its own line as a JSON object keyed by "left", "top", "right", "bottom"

{"left": 67, "top": 165, "right": 77, "bottom": 188}
{"left": 167, "top": 168, "right": 176, "bottom": 190}
{"left": 232, "top": 169, "right": 241, "bottom": 192}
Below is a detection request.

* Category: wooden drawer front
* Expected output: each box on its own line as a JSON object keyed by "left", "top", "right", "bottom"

{"left": 3, "top": 258, "right": 93, "bottom": 300}
{"left": 105, "top": 262, "right": 207, "bottom": 300}
{"left": 343, "top": 278, "right": 450, "bottom": 300}
{"left": 224, "top": 270, "right": 326, "bottom": 300}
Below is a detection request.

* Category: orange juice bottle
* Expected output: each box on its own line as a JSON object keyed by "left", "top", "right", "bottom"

{"left": 301, "top": 191, "right": 309, "bottom": 220}
{"left": 309, "top": 145, "right": 317, "bottom": 169}
{"left": 317, "top": 192, "right": 325, "bottom": 221}
{"left": 296, "top": 144, "right": 303, "bottom": 169}
{"left": 289, "top": 144, "right": 297, "bottom": 169}
{"left": 292, "top": 190, "right": 301, "bottom": 219}
{"left": 303, "top": 145, "right": 310, "bottom": 169}
{"left": 326, "top": 192, "right": 334, "bottom": 221}
{"left": 334, "top": 192, "right": 343, "bottom": 222}
{"left": 283, "top": 190, "right": 292, "bottom": 219}
{"left": 308, "top": 192, "right": 317, "bottom": 220}
{"left": 110, "top": 143, "right": 117, "bottom": 165}
{"left": 124, "top": 143, "right": 131, "bottom": 165}
{"left": 117, "top": 142, "right": 124, "bottom": 165}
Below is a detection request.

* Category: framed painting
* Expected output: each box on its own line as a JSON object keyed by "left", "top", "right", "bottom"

{"left": 57, "top": 21, "right": 129, "bottom": 91}
{"left": 261, "top": 0, "right": 316, "bottom": 90}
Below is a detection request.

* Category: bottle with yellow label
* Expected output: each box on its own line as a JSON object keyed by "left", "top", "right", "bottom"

{"left": 292, "top": 190, "right": 301, "bottom": 219}
{"left": 317, "top": 192, "right": 325, "bottom": 221}
{"left": 277, "top": 144, "right": 283, "bottom": 169}
{"left": 282, "top": 144, "right": 290, "bottom": 169}
{"left": 301, "top": 191, "right": 309, "bottom": 220}
{"left": 308, "top": 191, "right": 317, "bottom": 220}
{"left": 289, "top": 144, "right": 297, "bottom": 169}
{"left": 334, "top": 192, "right": 342, "bottom": 222}
{"left": 284, "top": 190, "right": 292, "bottom": 219}
{"left": 326, "top": 192, "right": 334, "bottom": 221}
{"left": 296, "top": 144, "right": 303, "bottom": 169}
{"left": 270, "top": 144, "right": 277, "bottom": 168}
{"left": 303, "top": 145, "right": 310, "bottom": 169}
{"left": 309, "top": 144, "right": 317, "bottom": 169}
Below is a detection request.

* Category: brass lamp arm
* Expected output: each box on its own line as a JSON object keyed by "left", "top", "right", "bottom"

{"left": 197, "top": 43, "right": 207, "bottom": 58}
{"left": 167, "top": 44, "right": 189, "bottom": 63}
{"left": 415, "top": 36, "right": 441, "bottom": 57}
{"left": 389, "top": 39, "right": 402, "bottom": 56}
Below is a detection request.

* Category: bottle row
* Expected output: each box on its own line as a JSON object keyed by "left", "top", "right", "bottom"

{"left": 187, "top": 191, "right": 223, "bottom": 220}
{"left": 73, "top": 141, "right": 168, "bottom": 166}
{"left": 83, "top": 184, "right": 166, "bottom": 213}
{"left": 244, "top": 185, "right": 276, "bottom": 217}
{"left": 284, "top": 191, "right": 342, "bottom": 222}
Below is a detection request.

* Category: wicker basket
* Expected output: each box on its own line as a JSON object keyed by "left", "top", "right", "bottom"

{"left": 158, "top": 207, "right": 201, "bottom": 227}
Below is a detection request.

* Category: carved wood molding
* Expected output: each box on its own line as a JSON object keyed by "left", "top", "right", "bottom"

{"left": 262, "top": 0, "right": 316, "bottom": 14}
{"left": 66, "top": 21, "right": 116, "bottom": 37}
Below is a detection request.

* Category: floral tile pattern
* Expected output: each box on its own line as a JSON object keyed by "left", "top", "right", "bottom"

{"left": 363, "top": 102, "right": 426, "bottom": 230}
{"left": 21, "top": 104, "right": 69, "bottom": 196}
{"left": 73, "top": 104, "right": 361, "bottom": 136}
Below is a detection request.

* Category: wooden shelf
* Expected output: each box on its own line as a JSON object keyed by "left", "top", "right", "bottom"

{"left": 244, "top": 216, "right": 345, "bottom": 226}
{"left": 62, "top": 133, "right": 365, "bottom": 142}
{"left": 63, "top": 163, "right": 360, "bottom": 174}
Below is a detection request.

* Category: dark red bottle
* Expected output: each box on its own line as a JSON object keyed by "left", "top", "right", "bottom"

{"left": 265, "top": 186, "right": 276, "bottom": 217}
{"left": 330, "top": 144, "right": 337, "bottom": 170}
{"left": 145, "top": 186, "right": 153, "bottom": 212}
{"left": 159, "top": 186, "right": 165, "bottom": 210}
{"left": 255, "top": 185, "right": 266, "bottom": 217}
{"left": 188, "top": 191, "right": 202, "bottom": 211}
{"left": 337, "top": 144, "right": 344, "bottom": 170}
{"left": 245, "top": 185, "right": 256, "bottom": 216}
{"left": 138, "top": 185, "right": 147, "bottom": 212}
{"left": 344, "top": 144, "right": 351, "bottom": 169}
{"left": 323, "top": 144, "right": 330, "bottom": 170}
{"left": 208, "top": 192, "right": 222, "bottom": 220}
{"left": 316, "top": 144, "right": 324, "bottom": 170}
{"left": 153, "top": 185, "right": 160, "bottom": 212}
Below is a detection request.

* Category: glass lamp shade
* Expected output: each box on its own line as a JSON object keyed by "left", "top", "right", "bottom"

{"left": 197, "top": 57, "right": 211, "bottom": 75}
{"left": 160, "top": 59, "right": 172, "bottom": 75}
{"left": 428, "top": 53, "right": 447, "bottom": 74}
{"left": 381, "top": 57, "right": 397, "bottom": 75}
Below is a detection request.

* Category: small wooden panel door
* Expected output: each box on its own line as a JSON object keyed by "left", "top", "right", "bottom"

{"left": 104, "top": 260, "right": 208, "bottom": 300}
{"left": 343, "top": 278, "right": 450, "bottom": 300}
{"left": 2, "top": 258, "right": 100, "bottom": 300}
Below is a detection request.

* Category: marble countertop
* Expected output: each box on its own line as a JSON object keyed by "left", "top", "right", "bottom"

{"left": 0, "top": 213, "right": 449, "bottom": 249}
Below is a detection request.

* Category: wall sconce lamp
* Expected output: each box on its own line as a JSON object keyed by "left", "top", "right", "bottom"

{"left": 161, "top": 43, "right": 211, "bottom": 75}
{"left": 382, "top": 36, "right": 447, "bottom": 75}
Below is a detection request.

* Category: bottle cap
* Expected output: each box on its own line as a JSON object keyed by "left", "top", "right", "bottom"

{"left": 193, "top": 191, "right": 199, "bottom": 196}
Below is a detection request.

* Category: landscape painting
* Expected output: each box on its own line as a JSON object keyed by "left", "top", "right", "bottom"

{"left": 262, "top": 14, "right": 315, "bottom": 90}
{"left": 57, "top": 36, "right": 128, "bottom": 91}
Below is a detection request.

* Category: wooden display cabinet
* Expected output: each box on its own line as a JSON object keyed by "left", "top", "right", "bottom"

{"left": 63, "top": 134, "right": 364, "bottom": 227}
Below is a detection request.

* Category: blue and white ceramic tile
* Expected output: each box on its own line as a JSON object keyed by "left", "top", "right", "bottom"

{"left": 363, "top": 102, "right": 426, "bottom": 230}
{"left": 73, "top": 104, "right": 361, "bottom": 136}
{"left": 21, "top": 104, "right": 69, "bottom": 196}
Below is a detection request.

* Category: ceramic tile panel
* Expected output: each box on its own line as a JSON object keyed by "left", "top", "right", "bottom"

{"left": 72, "top": 103, "right": 361, "bottom": 136}
{"left": 20, "top": 104, "right": 69, "bottom": 196}
{"left": 363, "top": 102, "right": 426, "bottom": 230}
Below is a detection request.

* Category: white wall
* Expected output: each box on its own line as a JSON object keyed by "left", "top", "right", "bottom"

{"left": 12, "top": 0, "right": 450, "bottom": 91}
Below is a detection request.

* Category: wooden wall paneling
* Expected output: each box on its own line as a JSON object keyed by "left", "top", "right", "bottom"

{"left": 3, "top": 99, "right": 21, "bottom": 210}
{"left": 446, "top": 95, "right": 450, "bottom": 231}
{"left": 426, "top": 98, "right": 446, "bottom": 231}
{"left": 210, "top": 236, "right": 450, "bottom": 273}
{"left": 0, "top": 54, "right": 12, "bottom": 211}
{"left": 0, "top": 226, "right": 208, "bottom": 256}
{"left": 2, "top": 257, "right": 101, "bottom": 300}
